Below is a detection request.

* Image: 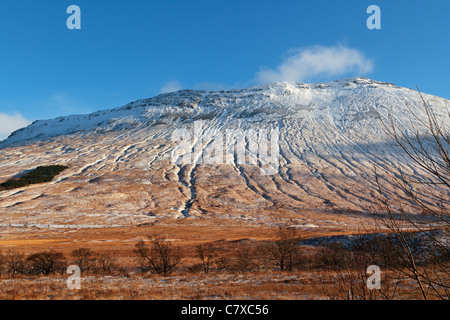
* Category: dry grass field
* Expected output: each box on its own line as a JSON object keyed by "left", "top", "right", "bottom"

{"left": 1, "top": 218, "right": 446, "bottom": 300}
{"left": 0, "top": 218, "right": 355, "bottom": 299}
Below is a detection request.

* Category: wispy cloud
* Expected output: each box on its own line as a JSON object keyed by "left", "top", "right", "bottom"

{"left": 0, "top": 112, "right": 31, "bottom": 140}
{"left": 255, "top": 45, "right": 374, "bottom": 84}
{"left": 160, "top": 80, "right": 184, "bottom": 94}
{"left": 157, "top": 45, "right": 374, "bottom": 93}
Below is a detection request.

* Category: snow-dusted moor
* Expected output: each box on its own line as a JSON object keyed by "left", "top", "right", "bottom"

{"left": 0, "top": 77, "right": 448, "bottom": 228}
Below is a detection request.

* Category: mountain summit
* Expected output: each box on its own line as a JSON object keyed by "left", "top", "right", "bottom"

{"left": 3, "top": 77, "right": 447, "bottom": 148}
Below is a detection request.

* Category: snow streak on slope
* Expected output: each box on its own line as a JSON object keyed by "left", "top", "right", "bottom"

{"left": 0, "top": 78, "right": 448, "bottom": 229}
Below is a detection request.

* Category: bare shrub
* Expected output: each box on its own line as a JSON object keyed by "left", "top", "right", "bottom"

{"left": 94, "top": 251, "right": 118, "bottom": 275}
{"left": 26, "top": 250, "right": 66, "bottom": 276}
{"left": 5, "top": 253, "right": 26, "bottom": 277}
{"left": 71, "top": 248, "right": 96, "bottom": 274}
{"left": 232, "top": 246, "right": 257, "bottom": 273}
{"left": 313, "top": 236, "right": 401, "bottom": 300}
{"left": 196, "top": 243, "right": 217, "bottom": 274}
{"left": 134, "top": 235, "right": 181, "bottom": 275}
{"left": 259, "top": 226, "right": 301, "bottom": 271}
{"left": 216, "top": 246, "right": 257, "bottom": 273}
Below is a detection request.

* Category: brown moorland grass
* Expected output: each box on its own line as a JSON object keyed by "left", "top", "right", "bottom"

{"left": 1, "top": 218, "right": 445, "bottom": 300}
{"left": 0, "top": 269, "right": 441, "bottom": 300}
{"left": 0, "top": 217, "right": 375, "bottom": 256}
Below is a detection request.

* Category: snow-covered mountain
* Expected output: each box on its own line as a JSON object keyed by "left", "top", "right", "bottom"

{"left": 3, "top": 77, "right": 447, "bottom": 148}
{"left": 0, "top": 77, "right": 448, "bottom": 229}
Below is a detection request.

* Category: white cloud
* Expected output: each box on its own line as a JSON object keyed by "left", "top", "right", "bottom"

{"left": 157, "top": 46, "right": 372, "bottom": 94}
{"left": 255, "top": 45, "right": 374, "bottom": 84}
{"left": 0, "top": 112, "right": 31, "bottom": 141}
{"left": 160, "top": 80, "right": 183, "bottom": 94}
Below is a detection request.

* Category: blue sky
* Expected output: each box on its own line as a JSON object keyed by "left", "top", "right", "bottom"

{"left": 0, "top": 0, "right": 449, "bottom": 139}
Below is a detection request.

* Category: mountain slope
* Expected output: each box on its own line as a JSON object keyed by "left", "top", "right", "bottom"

{"left": 0, "top": 77, "right": 448, "bottom": 230}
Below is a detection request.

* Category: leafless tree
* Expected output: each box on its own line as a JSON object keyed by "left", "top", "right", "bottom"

{"left": 374, "top": 92, "right": 449, "bottom": 299}
{"left": 71, "top": 248, "right": 96, "bottom": 274}
{"left": 233, "top": 246, "right": 257, "bottom": 273}
{"left": 5, "top": 253, "right": 25, "bottom": 277}
{"left": 94, "top": 251, "right": 118, "bottom": 275}
{"left": 134, "top": 235, "right": 181, "bottom": 275}
{"left": 217, "top": 245, "right": 257, "bottom": 273}
{"left": 260, "top": 226, "right": 301, "bottom": 271}
{"left": 314, "top": 235, "right": 401, "bottom": 300}
{"left": 26, "top": 250, "right": 66, "bottom": 275}
{"left": 196, "top": 243, "right": 217, "bottom": 274}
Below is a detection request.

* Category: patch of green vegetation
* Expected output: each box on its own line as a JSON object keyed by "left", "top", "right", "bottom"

{"left": 0, "top": 165, "right": 68, "bottom": 191}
